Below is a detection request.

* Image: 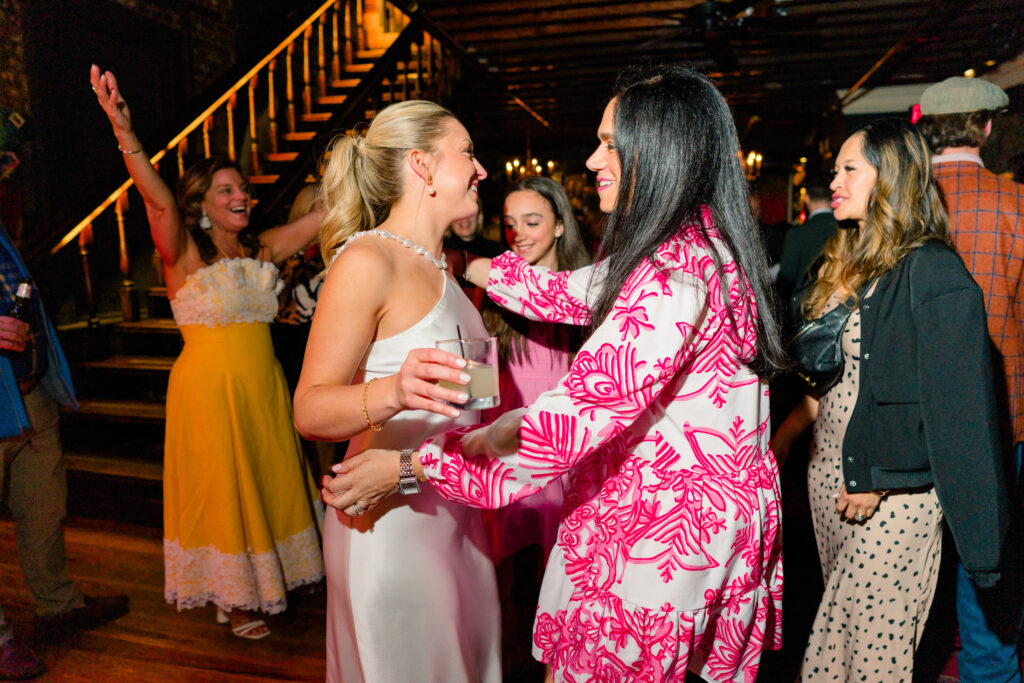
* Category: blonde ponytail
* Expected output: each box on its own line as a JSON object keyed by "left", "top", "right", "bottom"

{"left": 319, "top": 100, "right": 455, "bottom": 259}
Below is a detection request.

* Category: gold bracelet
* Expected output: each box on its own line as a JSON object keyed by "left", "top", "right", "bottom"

{"left": 361, "top": 378, "right": 385, "bottom": 432}
{"left": 118, "top": 144, "right": 142, "bottom": 155}
{"left": 873, "top": 489, "right": 891, "bottom": 498}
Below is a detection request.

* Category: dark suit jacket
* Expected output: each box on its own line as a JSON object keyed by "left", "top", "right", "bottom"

{"left": 777, "top": 211, "right": 837, "bottom": 305}
{"left": 840, "top": 241, "right": 1007, "bottom": 582}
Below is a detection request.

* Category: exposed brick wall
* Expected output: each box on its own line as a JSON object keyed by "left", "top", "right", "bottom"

{"left": 0, "top": 0, "right": 30, "bottom": 114}
{"left": 109, "top": 0, "right": 238, "bottom": 93}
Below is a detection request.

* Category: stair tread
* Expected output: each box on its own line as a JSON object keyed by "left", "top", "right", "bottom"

{"left": 78, "top": 355, "right": 174, "bottom": 372}
{"left": 69, "top": 398, "right": 166, "bottom": 422}
{"left": 318, "top": 94, "right": 348, "bottom": 106}
{"left": 299, "top": 112, "right": 332, "bottom": 123}
{"left": 284, "top": 131, "right": 316, "bottom": 141}
{"left": 248, "top": 174, "right": 280, "bottom": 184}
{"left": 266, "top": 152, "right": 298, "bottom": 162}
{"left": 65, "top": 452, "right": 163, "bottom": 482}
{"left": 330, "top": 78, "right": 361, "bottom": 89}
{"left": 356, "top": 49, "right": 387, "bottom": 59}
{"left": 116, "top": 319, "right": 179, "bottom": 334}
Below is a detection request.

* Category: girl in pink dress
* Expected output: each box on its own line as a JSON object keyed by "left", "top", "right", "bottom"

{"left": 323, "top": 63, "right": 787, "bottom": 683}
{"left": 482, "top": 177, "right": 593, "bottom": 562}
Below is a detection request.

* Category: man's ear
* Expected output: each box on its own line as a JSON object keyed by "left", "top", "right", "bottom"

{"left": 984, "top": 119, "right": 993, "bottom": 138}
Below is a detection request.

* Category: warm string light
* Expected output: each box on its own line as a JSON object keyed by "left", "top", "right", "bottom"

{"left": 504, "top": 157, "right": 556, "bottom": 179}
{"left": 742, "top": 150, "right": 763, "bottom": 180}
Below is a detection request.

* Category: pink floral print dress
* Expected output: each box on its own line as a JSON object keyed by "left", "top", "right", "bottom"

{"left": 419, "top": 218, "right": 783, "bottom": 683}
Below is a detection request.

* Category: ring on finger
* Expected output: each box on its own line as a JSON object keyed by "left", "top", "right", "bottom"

{"left": 855, "top": 512, "right": 866, "bottom": 522}
{"left": 351, "top": 501, "right": 364, "bottom": 516}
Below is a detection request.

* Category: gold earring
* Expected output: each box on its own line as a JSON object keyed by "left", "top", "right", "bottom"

{"left": 426, "top": 174, "right": 436, "bottom": 197}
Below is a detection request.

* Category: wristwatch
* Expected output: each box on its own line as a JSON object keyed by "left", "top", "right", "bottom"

{"left": 398, "top": 449, "right": 420, "bottom": 495}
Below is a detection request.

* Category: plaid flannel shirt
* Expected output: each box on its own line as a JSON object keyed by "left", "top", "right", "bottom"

{"left": 933, "top": 157, "right": 1024, "bottom": 443}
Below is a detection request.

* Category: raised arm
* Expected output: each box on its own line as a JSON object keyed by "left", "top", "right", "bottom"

{"left": 90, "top": 65, "right": 189, "bottom": 270}
{"left": 485, "top": 250, "right": 600, "bottom": 326}
{"left": 259, "top": 206, "right": 327, "bottom": 265}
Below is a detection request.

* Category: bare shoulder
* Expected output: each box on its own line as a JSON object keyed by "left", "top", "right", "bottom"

{"left": 321, "top": 235, "right": 396, "bottom": 299}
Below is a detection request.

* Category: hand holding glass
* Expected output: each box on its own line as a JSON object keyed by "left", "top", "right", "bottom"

{"left": 435, "top": 337, "right": 499, "bottom": 410}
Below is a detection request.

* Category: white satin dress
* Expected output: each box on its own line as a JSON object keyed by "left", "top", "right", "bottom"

{"left": 324, "top": 273, "right": 502, "bottom": 683}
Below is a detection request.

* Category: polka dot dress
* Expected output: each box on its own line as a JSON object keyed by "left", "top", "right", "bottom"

{"left": 800, "top": 303, "right": 944, "bottom": 682}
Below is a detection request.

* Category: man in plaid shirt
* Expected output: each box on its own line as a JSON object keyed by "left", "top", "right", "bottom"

{"left": 919, "top": 76, "right": 1023, "bottom": 683}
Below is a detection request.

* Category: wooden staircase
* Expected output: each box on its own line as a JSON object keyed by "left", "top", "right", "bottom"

{"left": 55, "top": 0, "right": 460, "bottom": 525}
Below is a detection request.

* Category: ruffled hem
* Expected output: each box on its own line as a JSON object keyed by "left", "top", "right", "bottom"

{"left": 533, "top": 585, "right": 780, "bottom": 683}
{"left": 164, "top": 526, "right": 325, "bottom": 614}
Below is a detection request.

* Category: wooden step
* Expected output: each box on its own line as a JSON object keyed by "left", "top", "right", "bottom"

{"left": 284, "top": 131, "right": 316, "bottom": 142}
{"left": 266, "top": 151, "right": 298, "bottom": 163}
{"left": 248, "top": 174, "right": 280, "bottom": 185}
{"left": 343, "top": 63, "right": 373, "bottom": 74}
{"left": 356, "top": 48, "right": 387, "bottom": 60}
{"left": 68, "top": 398, "right": 165, "bottom": 423}
{"left": 330, "top": 78, "right": 361, "bottom": 89}
{"left": 318, "top": 94, "right": 348, "bottom": 106}
{"left": 299, "top": 112, "right": 332, "bottom": 123}
{"left": 78, "top": 355, "right": 174, "bottom": 373}
{"left": 116, "top": 319, "right": 180, "bottom": 335}
{"left": 65, "top": 452, "right": 163, "bottom": 482}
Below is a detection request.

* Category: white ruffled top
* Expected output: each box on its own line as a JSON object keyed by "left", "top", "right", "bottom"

{"left": 170, "top": 257, "right": 284, "bottom": 327}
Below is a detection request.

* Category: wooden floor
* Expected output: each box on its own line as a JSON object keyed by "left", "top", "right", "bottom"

{"left": 0, "top": 517, "right": 326, "bottom": 682}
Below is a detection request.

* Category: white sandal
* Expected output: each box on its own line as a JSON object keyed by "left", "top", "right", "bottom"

{"left": 216, "top": 606, "right": 270, "bottom": 640}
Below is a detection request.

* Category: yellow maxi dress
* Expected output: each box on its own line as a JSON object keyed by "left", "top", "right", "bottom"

{"left": 164, "top": 257, "right": 324, "bottom": 614}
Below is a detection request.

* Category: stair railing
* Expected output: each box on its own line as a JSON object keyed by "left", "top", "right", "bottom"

{"left": 51, "top": 0, "right": 545, "bottom": 326}
{"left": 50, "top": 0, "right": 408, "bottom": 320}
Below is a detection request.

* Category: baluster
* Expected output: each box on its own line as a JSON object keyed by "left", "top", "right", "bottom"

{"left": 226, "top": 93, "right": 237, "bottom": 162}
{"left": 78, "top": 224, "right": 99, "bottom": 328}
{"left": 286, "top": 44, "right": 297, "bottom": 133}
{"left": 381, "top": 1, "right": 389, "bottom": 33}
{"left": 203, "top": 116, "right": 213, "bottom": 158}
{"left": 177, "top": 138, "right": 187, "bottom": 176}
{"left": 248, "top": 74, "right": 261, "bottom": 174}
{"left": 389, "top": 64, "right": 397, "bottom": 104}
{"left": 114, "top": 192, "right": 139, "bottom": 322}
{"left": 356, "top": 0, "right": 366, "bottom": 51}
{"left": 414, "top": 36, "right": 423, "bottom": 98}
{"left": 344, "top": 0, "right": 354, "bottom": 64}
{"left": 268, "top": 59, "right": 279, "bottom": 154}
{"left": 317, "top": 14, "right": 328, "bottom": 101}
{"left": 303, "top": 25, "right": 313, "bottom": 116}
{"left": 402, "top": 49, "right": 409, "bottom": 101}
{"left": 331, "top": 1, "right": 342, "bottom": 81}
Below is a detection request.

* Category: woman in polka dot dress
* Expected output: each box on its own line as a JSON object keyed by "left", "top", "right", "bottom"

{"left": 772, "top": 118, "right": 1008, "bottom": 681}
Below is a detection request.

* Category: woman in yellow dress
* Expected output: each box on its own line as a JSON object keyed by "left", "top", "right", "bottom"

{"left": 91, "top": 65, "right": 325, "bottom": 640}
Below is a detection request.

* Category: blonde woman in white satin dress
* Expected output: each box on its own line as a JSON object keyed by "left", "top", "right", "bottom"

{"left": 294, "top": 100, "right": 501, "bottom": 682}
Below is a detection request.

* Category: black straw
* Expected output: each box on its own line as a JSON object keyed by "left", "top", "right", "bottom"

{"left": 456, "top": 325, "right": 466, "bottom": 358}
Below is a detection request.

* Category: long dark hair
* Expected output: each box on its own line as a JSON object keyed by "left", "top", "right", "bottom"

{"left": 177, "top": 157, "right": 263, "bottom": 263}
{"left": 485, "top": 177, "right": 592, "bottom": 363}
{"left": 589, "top": 63, "right": 786, "bottom": 376}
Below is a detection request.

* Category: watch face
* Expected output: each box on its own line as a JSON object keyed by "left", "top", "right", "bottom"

{"left": 399, "top": 479, "right": 420, "bottom": 495}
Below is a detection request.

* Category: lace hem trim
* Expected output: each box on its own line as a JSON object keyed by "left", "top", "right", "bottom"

{"left": 164, "top": 525, "right": 325, "bottom": 614}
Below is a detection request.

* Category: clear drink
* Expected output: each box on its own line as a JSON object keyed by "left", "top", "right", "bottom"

{"left": 436, "top": 337, "right": 500, "bottom": 410}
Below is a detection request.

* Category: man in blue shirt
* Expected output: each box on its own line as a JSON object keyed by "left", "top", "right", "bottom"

{"left": 0, "top": 192, "right": 128, "bottom": 677}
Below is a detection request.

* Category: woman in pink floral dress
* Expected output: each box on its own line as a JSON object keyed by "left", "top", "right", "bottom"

{"left": 323, "top": 63, "right": 787, "bottom": 683}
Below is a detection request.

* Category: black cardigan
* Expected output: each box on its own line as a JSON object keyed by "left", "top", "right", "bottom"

{"left": 798, "top": 241, "right": 1008, "bottom": 583}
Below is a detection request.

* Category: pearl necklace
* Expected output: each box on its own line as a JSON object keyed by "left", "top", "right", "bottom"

{"left": 340, "top": 229, "right": 447, "bottom": 270}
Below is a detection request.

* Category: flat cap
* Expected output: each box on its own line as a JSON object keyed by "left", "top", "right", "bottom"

{"left": 920, "top": 77, "right": 1009, "bottom": 115}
